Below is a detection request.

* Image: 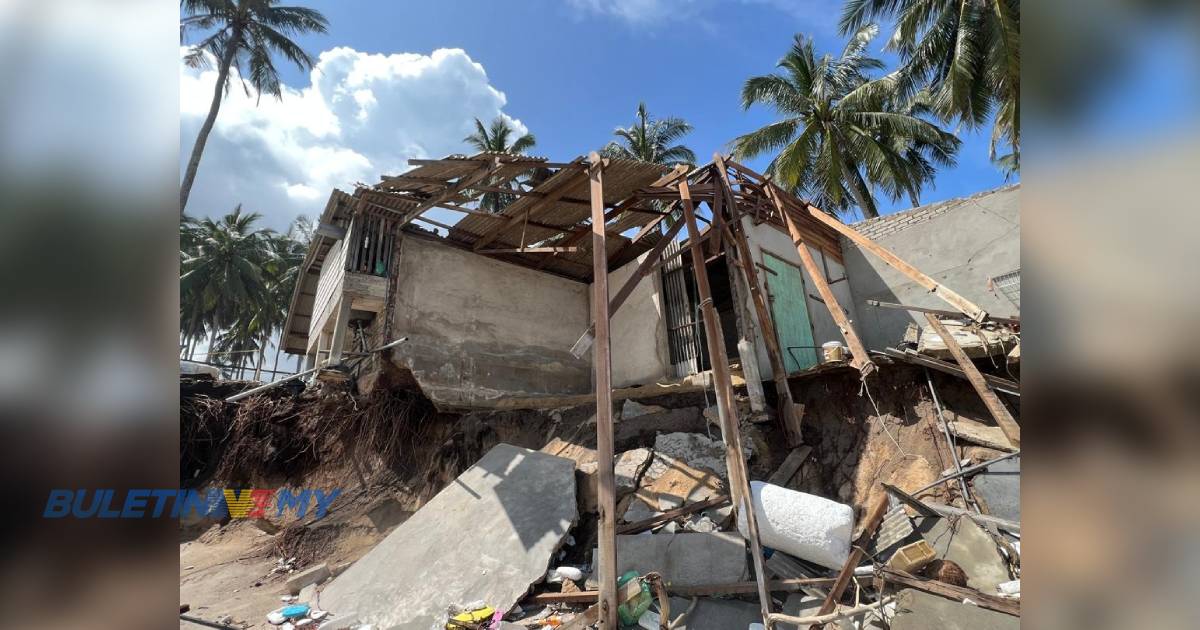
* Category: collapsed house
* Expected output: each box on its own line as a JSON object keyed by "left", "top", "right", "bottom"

{"left": 204, "top": 152, "right": 1021, "bottom": 629}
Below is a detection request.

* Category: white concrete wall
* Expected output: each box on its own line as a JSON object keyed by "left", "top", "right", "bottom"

{"left": 738, "top": 217, "right": 861, "bottom": 378}
{"left": 600, "top": 253, "right": 672, "bottom": 388}
{"left": 389, "top": 235, "right": 592, "bottom": 407}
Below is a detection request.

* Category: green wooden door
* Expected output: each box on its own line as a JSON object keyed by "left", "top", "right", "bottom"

{"left": 763, "top": 253, "right": 819, "bottom": 372}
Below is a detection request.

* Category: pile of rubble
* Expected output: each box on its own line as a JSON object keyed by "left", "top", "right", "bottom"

{"left": 253, "top": 415, "right": 1018, "bottom": 629}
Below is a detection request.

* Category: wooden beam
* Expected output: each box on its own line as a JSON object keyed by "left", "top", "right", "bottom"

{"left": 772, "top": 192, "right": 874, "bottom": 376}
{"left": 876, "top": 567, "right": 1020, "bottom": 617}
{"left": 588, "top": 153, "right": 618, "bottom": 630}
{"left": 539, "top": 164, "right": 689, "bottom": 272}
{"left": 476, "top": 246, "right": 581, "bottom": 254}
{"left": 716, "top": 155, "right": 806, "bottom": 446}
{"left": 923, "top": 314, "right": 1020, "bottom": 446}
{"left": 472, "top": 160, "right": 590, "bottom": 251}
{"left": 679, "top": 179, "right": 773, "bottom": 627}
{"left": 571, "top": 217, "right": 686, "bottom": 357}
{"left": 809, "top": 491, "right": 890, "bottom": 629}
{"left": 867, "top": 300, "right": 1019, "bottom": 325}
{"left": 525, "top": 578, "right": 840, "bottom": 606}
{"left": 797, "top": 199, "right": 988, "bottom": 322}
{"left": 880, "top": 348, "right": 1019, "bottom": 395}
{"left": 314, "top": 221, "right": 346, "bottom": 240}
{"left": 406, "top": 157, "right": 584, "bottom": 169}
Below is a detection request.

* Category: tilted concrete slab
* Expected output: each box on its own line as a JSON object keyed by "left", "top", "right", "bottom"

{"left": 889, "top": 589, "right": 1019, "bottom": 630}
{"left": 319, "top": 444, "right": 576, "bottom": 629}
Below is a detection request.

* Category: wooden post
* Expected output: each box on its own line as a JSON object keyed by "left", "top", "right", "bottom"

{"left": 679, "top": 179, "right": 773, "bottom": 628}
{"left": 771, "top": 192, "right": 874, "bottom": 376}
{"left": 588, "top": 152, "right": 619, "bottom": 630}
{"left": 715, "top": 157, "right": 805, "bottom": 445}
{"left": 923, "top": 313, "right": 1021, "bottom": 446}
{"left": 327, "top": 297, "right": 352, "bottom": 364}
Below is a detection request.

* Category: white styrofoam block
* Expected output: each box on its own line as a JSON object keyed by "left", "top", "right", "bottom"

{"left": 736, "top": 481, "right": 854, "bottom": 570}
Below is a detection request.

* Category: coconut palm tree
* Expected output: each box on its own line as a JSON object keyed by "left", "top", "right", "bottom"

{"left": 839, "top": 0, "right": 1019, "bottom": 170}
{"left": 731, "top": 26, "right": 959, "bottom": 219}
{"left": 602, "top": 102, "right": 696, "bottom": 166}
{"left": 463, "top": 117, "right": 537, "bottom": 212}
{"left": 179, "top": 0, "right": 329, "bottom": 213}
{"left": 255, "top": 224, "right": 308, "bottom": 380}
{"left": 180, "top": 205, "right": 273, "bottom": 363}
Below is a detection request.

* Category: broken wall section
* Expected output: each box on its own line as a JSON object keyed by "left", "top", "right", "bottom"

{"left": 386, "top": 235, "right": 593, "bottom": 407}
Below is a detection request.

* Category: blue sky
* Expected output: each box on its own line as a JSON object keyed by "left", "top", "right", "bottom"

{"left": 181, "top": 0, "right": 1013, "bottom": 230}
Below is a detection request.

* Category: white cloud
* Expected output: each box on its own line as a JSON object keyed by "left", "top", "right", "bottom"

{"left": 180, "top": 46, "right": 528, "bottom": 230}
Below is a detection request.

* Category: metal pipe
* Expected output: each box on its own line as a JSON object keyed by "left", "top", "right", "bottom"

{"left": 925, "top": 368, "right": 982, "bottom": 514}
{"left": 224, "top": 337, "right": 407, "bottom": 402}
{"left": 912, "top": 450, "right": 1021, "bottom": 496}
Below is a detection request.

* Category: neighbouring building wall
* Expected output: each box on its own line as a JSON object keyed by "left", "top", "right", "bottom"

{"left": 388, "top": 235, "right": 591, "bottom": 407}
{"left": 843, "top": 184, "right": 1020, "bottom": 351}
{"left": 738, "top": 217, "right": 861, "bottom": 379}
{"left": 601, "top": 253, "right": 672, "bottom": 388}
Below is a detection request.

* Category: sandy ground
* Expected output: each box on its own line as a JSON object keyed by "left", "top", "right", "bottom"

{"left": 180, "top": 522, "right": 283, "bottom": 629}
{"left": 180, "top": 509, "right": 390, "bottom": 629}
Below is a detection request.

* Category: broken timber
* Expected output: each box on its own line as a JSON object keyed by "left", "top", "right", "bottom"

{"left": 587, "top": 153, "right": 619, "bottom": 630}
{"left": 765, "top": 183, "right": 874, "bottom": 377}
{"left": 923, "top": 313, "right": 1021, "bottom": 446}
{"left": 678, "top": 179, "right": 774, "bottom": 627}
{"left": 715, "top": 153, "right": 805, "bottom": 446}
{"left": 876, "top": 567, "right": 1020, "bottom": 616}
{"left": 616, "top": 494, "right": 730, "bottom": 535}
{"left": 809, "top": 490, "right": 890, "bottom": 630}
{"left": 880, "top": 348, "right": 1019, "bottom": 396}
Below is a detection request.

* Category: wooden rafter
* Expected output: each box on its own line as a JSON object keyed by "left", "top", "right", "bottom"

{"left": 472, "top": 159, "right": 590, "bottom": 251}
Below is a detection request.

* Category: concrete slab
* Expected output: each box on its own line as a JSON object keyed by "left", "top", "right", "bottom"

{"left": 654, "top": 433, "right": 751, "bottom": 480}
{"left": 916, "top": 515, "right": 1011, "bottom": 592}
{"left": 889, "top": 588, "right": 1019, "bottom": 630}
{"left": 972, "top": 456, "right": 1020, "bottom": 523}
{"left": 666, "top": 596, "right": 762, "bottom": 629}
{"left": 318, "top": 444, "right": 577, "bottom": 629}
{"left": 588, "top": 532, "right": 748, "bottom": 589}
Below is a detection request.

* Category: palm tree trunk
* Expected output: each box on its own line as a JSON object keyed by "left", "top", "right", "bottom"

{"left": 206, "top": 327, "right": 217, "bottom": 363}
{"left": 180, "top": 38, "right": 238, "bottom": 214}
{"left": 845, "top": 164, "right": 879, "bottom": 219}
{"left": 253, "top": 334, "right": 267, "bottom": 382}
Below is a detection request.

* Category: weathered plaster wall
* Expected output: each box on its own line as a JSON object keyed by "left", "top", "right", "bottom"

{"left": 739, "top": 217, "right": 861, "bottom": 378}
{"left": 843, "top": 185, "right": 1020, "bottom": 351}
{"left": 389, "top": 235, "right": 591, "bottom": 407}
{"left": 601, "top": 253, "right": 671, "bottom": 388}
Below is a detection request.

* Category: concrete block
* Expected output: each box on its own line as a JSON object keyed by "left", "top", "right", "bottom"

{"left": 654, "top": 432, "right": 752, "bottom": 480}
{"left": 318, "top": 444, "right": 577, "bottom": 629}
{"left": 589, "top": 532, "right": 748, "bottom": 588}
{"left": 614, "top": 448, "right": 653, "bottom": 495}
{"left": 737, "top": 481, "right": 853, "bottom": 570}
{"left": 285, "top": 563, "right": 330, "bottom": 595}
